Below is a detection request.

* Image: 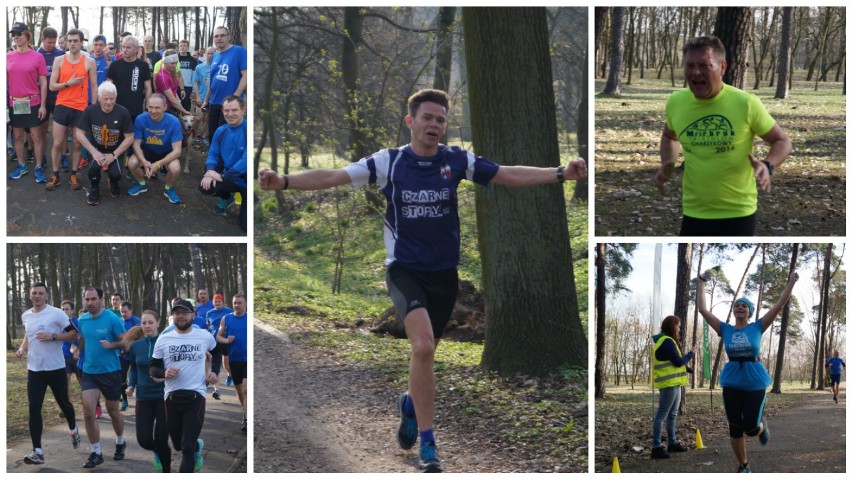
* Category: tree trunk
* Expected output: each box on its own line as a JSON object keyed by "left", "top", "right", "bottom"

{"left": 342, "top": 7, "right": 368, "bottom": 162}
{"left": 691, "top": 243, "right": 705, "bottom": 388}
{"left": 674, "top": 243, "right": 692, "bottom": 413}
{"left": 594, "top": 244, "right": 607, "bottom": 398}
{"left": 432, "top": 7, "right": 456, "bottom": 146}
{"left": 814, "top": 243, "right": 832, "bottom": 390}
{"left": 189, "top": 243, "right": 207, "bottom": 293}
{"left": 602, "top": 7, "right": 625, "bottom": 96}
{"left": 464, "top": 7, "right": 587, "bottom": 374}
{"left": 771, "top": 243, "right": 799, "bottom": 393}
{"left": 573, "top": 46, "right": 589, "bottom": 201}
{"left": 714, "top": 7, "right": 754, "bottom": 89}
{"left": 774, "top": 7, "right": 794, "bottom": 99}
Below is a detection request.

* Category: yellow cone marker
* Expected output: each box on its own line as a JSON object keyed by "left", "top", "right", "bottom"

{"left": 612, "top": 456, "right": 621, "bottom": 473}
{"left": 695, "top": 428, "right": 706, "bottom": 449}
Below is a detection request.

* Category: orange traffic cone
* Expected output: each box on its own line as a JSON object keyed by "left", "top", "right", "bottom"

{"left": 612, "top": 456, "right": 621, "bottom": 473}
{"left": 695, "top": 428, "right": 706, "bottom": 449}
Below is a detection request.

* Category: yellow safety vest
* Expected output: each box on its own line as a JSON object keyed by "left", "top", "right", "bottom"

{"left": 653, "top": 335, "right": 688, "bottom": 389}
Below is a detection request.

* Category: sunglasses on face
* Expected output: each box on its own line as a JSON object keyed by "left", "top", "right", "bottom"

{"left": 11, "top": 31, "right": 24, "bottom": 37}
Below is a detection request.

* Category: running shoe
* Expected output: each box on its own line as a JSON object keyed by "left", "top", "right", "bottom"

{"left": 34, "top": 166, "right": 47, "bottom": 183}
{"left": 226, "top": 376, "right": 233, "bottom": 387}
{"left": 128, "top": 182, "right": 148, "bottom": 196}
{"left": 153, "top": 452, "right": 163, "bottom": 473}
{"left": 396, "top": 392, "right": 418, "bottom": 450}
{"left": 212, "top": 389, "right": 221, "bottom": 400}
{"left": 26, "top": 149, "right": 34, "bottom": 162}
{"left": 83, "top": 452, "right": 104, "bottom": 469}
{"left": 86, "top": 192, "right": 100, "bottom": 206}
{"left": 69, "top": 173, "right": 80, "bottom": 190}
{"left": 834, "top": 395, "right": 838, "bottom": 403}
{"left": 110, "top": 180, "right": 121, "bottom": 199}
{"left": 70, "top": 428, "right": 81, "bottom": 449}
{"left": 114, "top": 442, "right": 126, "bottom": 460}
{"left": 650, "top": 446, "right": 670, "bottom": 459}
{"left": 194, "top": 438, "right": 204, "bottom": 472}
{"left": 737, "top": 464, "right": 751, "bottom": 473}
{"left": 61, "top": 154, "right": 70, "bottom": 172}
{"left": 242, "top": 417, "right": 248, "bottom": 433}
{"left": 46, "top": 175, "right": 61, "bottom": 190}
{"left": 418, "top": 441, "right": 443, "bottom": 473}
{"left": 78, "top": 157, "right": 88, "bottom": 169}
{"left": 9, "top": 163, "right": 29, "bottom": 180}
{"left": 214, "top": 196, "right": 234, "bottom": 216}
{"left": 24, "top": 451, "right": 45, "bottom": 465}
{"left": 667, "top": 442, "right": 688, "bottom": 453}
{"left": 41, "top": 155, "right": 48, "bottom": 169}
{"left": 164, "top": 188, "right": 181, "bottom": 204}
{"left": 758, "top": 421, "right": 769, "bottom": 446}
{"left": 8, "top": 147, "right": 17, "bottom": 161}
{"left": 96, "top": 404, "right": 103, "bottom": 419}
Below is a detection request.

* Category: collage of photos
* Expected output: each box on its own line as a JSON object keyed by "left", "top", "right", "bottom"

{"left": 5, "top": 4, "right": 847, "bottom": 476}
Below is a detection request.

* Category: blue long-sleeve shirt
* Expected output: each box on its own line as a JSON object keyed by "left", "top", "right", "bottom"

{"left": 206, "top": 120, "right": 247, "bottom": 189}
{"left": 128, "top": 334, "right": 166, "bottom": 401}
{"left": 653, "top": 334, "right": 694, "bottom": 366}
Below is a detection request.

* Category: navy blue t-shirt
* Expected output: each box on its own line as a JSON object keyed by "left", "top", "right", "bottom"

{"left": 344, "top": 144, "right": 499, "bottom": 271}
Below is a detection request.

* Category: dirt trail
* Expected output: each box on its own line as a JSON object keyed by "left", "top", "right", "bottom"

{"left": 254, "top": 321, "right": 530, "bottom": 473}
{"left": 604, "top": 392, "right": 846, "bottom": 473}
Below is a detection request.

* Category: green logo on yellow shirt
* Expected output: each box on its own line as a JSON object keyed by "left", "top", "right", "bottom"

{"left": 680, "top": 115, "right": 735, "bottom": 153}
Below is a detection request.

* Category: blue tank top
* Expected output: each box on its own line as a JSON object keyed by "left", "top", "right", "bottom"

{"left": 719, "top": 321, "right": 772, "bottom": 391}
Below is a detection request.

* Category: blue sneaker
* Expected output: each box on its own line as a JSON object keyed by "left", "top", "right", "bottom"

{"left": 9, "top": 163, "right": 29, "bottom": 180}
{"left": 7, "top": 147, "right": 17, "bottom": 161}
{"left": 226, "top": 376, "right": 233, "bottom": 387}
{"left": 61, "top": 154, "right": 70, "bottom": 172}
{"left": 214, "top": 196, "right": 235, "bottom": 216}
{"left": 737, "top": 464, "right": 751, "bottom": 473}
{"left": 759, "top": 420, "right": 769, "bottom": 446}
{"left": 194, "top": 438, "right": 204, "bottom": 472}
{"left": 128, "top": 182, "right": 148, "bottom": 196}
{"left": 153, "top": 452, "right": 163, "bottom": 473}
{"left": 396, "top": 393, "right": 418, "bottom": 450}
{"left": 164, "top": 188, "right": 181, "bottom": 204}
{"left": 418, "top": 441, "right": 443, "bottom": 473}
{"left": 120, "top": 398, "right": 128, "bottom": 411}
{"left": 34, "top": 166, "right": 47, "bottom": 183}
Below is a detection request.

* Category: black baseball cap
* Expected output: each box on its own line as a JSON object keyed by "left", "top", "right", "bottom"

{"left": 170, "top": 299, "right": 195, "bottom": 312}
{"left": 10, "top": 22, "right": 29, "bottom": 34}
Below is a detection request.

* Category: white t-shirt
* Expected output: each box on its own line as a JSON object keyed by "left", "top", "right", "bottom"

{"left": 22, "top": 305, "right": 72, "bottom": 372}
{"left": 152, "top": 327, "right": 216, "bottom": 398}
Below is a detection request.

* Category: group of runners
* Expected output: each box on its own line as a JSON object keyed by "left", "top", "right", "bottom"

{"left": 16, "top": 283, "right": 248, "bottom": 473}
{"left": 7, "top": 22, "right": 247, "bottom": 231}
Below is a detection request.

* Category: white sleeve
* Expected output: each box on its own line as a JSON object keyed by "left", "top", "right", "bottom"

{"left": 343, "top": 149, "right": 391, "bottom": 188}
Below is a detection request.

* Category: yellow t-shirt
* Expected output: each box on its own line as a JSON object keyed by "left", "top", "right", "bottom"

{"left": 665, "top": 84, "right": 776, "bottom": 219}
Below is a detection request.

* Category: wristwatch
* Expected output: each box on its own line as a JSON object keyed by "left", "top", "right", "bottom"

{"left": 761, "top": 160, "right": 774, "bottom": 175}
{"left": 52, "top": 333, "right": 58, "bottom": 341}
{"left": 556, "top": 166, "right": 566, "bottom": 182}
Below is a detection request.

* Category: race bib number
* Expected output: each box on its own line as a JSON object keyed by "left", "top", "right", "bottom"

{"left": 13, "top": 98, "right": 31, "bottom": 115}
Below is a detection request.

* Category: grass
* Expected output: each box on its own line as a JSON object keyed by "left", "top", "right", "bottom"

{"left": 254, "top": 144, "right": 589, "bottom": 469}
{"left": 594, "top": 77, "right": 846, "bottom": 236}
{"left": 6, "top": 344, "right": 84, "bottom": 445}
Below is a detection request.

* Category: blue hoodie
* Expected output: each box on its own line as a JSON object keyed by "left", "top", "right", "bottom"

{"left": 206, "top": 120, "right": 247, "bottom": 189}
{"left": 128, "top": 334, "right": 166, "bottom": 401}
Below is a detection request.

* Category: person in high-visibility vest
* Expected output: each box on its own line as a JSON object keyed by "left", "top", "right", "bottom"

{"left": 697, "top": 270, "right": 798, "bottom": 473}
{"left": 651, "top": 315, "right": 694, "bottom": 459}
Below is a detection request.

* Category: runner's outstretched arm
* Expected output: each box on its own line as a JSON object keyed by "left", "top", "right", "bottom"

{"left": 258, "top": 168, "right": 351, "bottom": 191}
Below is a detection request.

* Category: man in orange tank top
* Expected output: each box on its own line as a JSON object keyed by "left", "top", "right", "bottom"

{"left": 47, "top": 29, "right": 97, "bottom": 191}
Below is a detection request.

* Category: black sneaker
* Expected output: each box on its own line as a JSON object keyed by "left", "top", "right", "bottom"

{"left": 24, "top": 451, "right": 45, "bottom": 465}
{"left": 83, "top": 452, "right": 104, "bottom": 468}
{"left": 396, "top": 392, "right": 418, "bottom": 450}
{"left": 418, "top": 441, "right": 443, "bottom": 473}
{"left": 834, "top": 395, "right": 838, "bottom": 403}
{"left": 114, "top": 442, "right": 126, "bottom": 460}
{"left": 651, "top": 446, "right": 670, "bottom": 459}
{"left": 87, "top": 190, "right": 100, "bottom": 206}
{"left": 241, "top": 417, "right": 247, "bottom": 433}
{"left": 667, "top": 442, "right": 688, "bottom": 453}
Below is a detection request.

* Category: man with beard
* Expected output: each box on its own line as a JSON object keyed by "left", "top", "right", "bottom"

{"left": 150, "top": 299, "right": 217, "bottom": 473}
{"left": 217, "top": 293, "right": 248, "bottom": 432}
{"left": 77, "top": 287, "right": 127, "bottom": 469}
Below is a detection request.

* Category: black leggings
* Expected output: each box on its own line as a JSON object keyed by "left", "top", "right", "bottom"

{"left": 120, "top": 358, "right": 131, "bottom": 402}
{"left": 723, "top": 388, "right": 767, "bottom": 437}
{"left": 198, "top": 175, "right": 247, "bottom": 231}
{"left": 136, "top": 398, "right": 172, "bottom": 473}
{"left": 165, "top": 392, "right": 206, "bottom": 473}
{"left": 28, "top": 368, "right": 77, "bottom": 449}
{"left": 207, "top": 103, "right": 224, "bottom": 141}
{"left": 211, "top": 343, "right": 224, "bottom": 376}
{"left": 87, "top": 156, "right": 122, "bottom": 193}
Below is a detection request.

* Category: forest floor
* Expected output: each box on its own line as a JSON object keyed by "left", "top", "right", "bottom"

{"left": 595, "top": 383, "right": 845, "bottom": 473}
{"left": 254, "top": 319, "right": 588, "bottom": 473}
{"left": 6, "top": 138, "right": 244, "bottom": 236}
{"left": 594, "top": 78, "right": 846, "bottom": 236}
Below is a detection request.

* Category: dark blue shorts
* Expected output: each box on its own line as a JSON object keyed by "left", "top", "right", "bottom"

{"left": 81, "top": 370, "right": 123, "bottom": 401}
{"left": 830, "top": 374, "right": 842, "bottom": 386}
